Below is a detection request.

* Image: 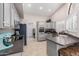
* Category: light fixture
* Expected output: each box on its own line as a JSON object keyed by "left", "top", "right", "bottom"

{"left": 40, "top": 6, "right": 43, "bottom": 10}
{"left": 27, "top": 4, "right": 31, "bottom": 8}
{"left": 48, "top": 9, "right": 51, "bottom": 12}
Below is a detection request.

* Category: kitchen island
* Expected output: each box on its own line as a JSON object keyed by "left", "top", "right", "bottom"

{"left": 46, "top": 32, "right": 79, "bottom": 56}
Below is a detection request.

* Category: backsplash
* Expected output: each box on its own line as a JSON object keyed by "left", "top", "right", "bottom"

{"left": 0, "top": 29, "right": 14, "bottom": 34}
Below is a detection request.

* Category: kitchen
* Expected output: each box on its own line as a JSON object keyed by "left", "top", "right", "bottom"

{"left": 0, "top": 3, "right": 79, "bottom": 56}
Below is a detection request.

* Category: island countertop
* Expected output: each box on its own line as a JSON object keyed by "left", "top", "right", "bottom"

{"left": 46, "top": 33, "right": 79, "bottom": 46}
{"left": 60, "top": 31, "right": 79, "bottom": 39}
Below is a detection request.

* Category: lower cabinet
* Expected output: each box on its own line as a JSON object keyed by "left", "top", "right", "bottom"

{"left": 47, "top": 39, "right": 64, "bottom": 56}
{"left": 47, "top": 40, "right": 58, "bottom": 56}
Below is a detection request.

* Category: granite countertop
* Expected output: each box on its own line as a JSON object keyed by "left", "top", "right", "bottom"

{"left": 46, "top": 33, "right": 65, "bottom": 46}
{"left": 0, "top": 35, "right": 24, "bottom": 56}
{"left": 59, "top": 31, "right": 79, "bottom": 39}
{"left": 46, "top": 31, "right": 79, "bottom": 56}
{"left": 46, "top": 32, "right": 79, "bottom": 46}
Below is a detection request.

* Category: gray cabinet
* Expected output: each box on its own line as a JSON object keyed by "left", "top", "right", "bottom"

{"left": 47, "top": 40, "right": 58, "bottom": 56}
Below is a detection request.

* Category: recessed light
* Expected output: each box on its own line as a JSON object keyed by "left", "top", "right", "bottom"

{"left": 40, "top": 6, "right": 43, "bottom": 10}
{"left": 27, "top": 4, "right": 31, "bottom": 8}
{"left": 48, "top": 9, "right": 52, "bottom": 12}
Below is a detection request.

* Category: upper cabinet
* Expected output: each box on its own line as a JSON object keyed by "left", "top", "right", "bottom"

{"left": 65, "top": 4, "right": 79, "bottom": 32}
{"left": 56, "top": 20, "right": 66, "bottom": 32}
{"left": 4, "top": 3, "right": 11, "bottom": 27}
{"left": 0, "top": 3, "right": 20, "bottom": 29}
{"left": 66, "top": 12, "right": 78, "bottom": 32}
{"left": 10, "top": 4, "right": 15, "bottom": 28}
{"left": 0, "top": 4, "right": 3, "bottom": 28}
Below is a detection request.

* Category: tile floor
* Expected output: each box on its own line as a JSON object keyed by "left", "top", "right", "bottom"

{"left": 22, "top": 38, "right": 47, "bottom": 56}
{"left": 9, "top": 38, "right": 47, "bottom": 56}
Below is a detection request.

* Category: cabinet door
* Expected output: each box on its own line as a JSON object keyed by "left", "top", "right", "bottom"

{"left": 0, "top": 3, "right": 3, "bottom": 28}
{"left": 47, "top": 40, "right": 58, "bottom": 56}
{"left": 10, "top": 4, "right": 15, "bottom": 28}
{"left": 66, "top": 13, "right": 78, "bottom": 32}
{"left": 56, "top": 20, "right": 66, "bottom": 32}
{"left": 4, "top": 3, "right": 11, "bottom": 27}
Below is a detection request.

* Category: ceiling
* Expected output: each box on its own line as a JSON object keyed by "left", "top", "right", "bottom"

{"left": 23, "top": 3, "right": 64, "bottom": 17}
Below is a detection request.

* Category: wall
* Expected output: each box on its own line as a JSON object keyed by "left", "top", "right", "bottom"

{"left": 51, "top": 4, "right": 69, "bottom": 21}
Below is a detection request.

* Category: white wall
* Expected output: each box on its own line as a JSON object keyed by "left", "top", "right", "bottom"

{"left": 51, "top": 4, "right": 69, "bottom": 21}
